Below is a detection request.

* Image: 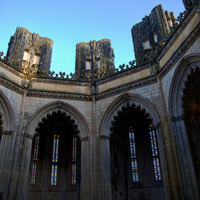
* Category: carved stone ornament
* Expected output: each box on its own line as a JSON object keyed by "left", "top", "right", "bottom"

{"left": 21, "top": 79, "right": 31, "bottom": 89}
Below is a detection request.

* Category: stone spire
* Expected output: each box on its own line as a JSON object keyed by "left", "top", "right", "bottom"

{"left": 6, "top": 27, "right": 53, "bottom": 72}
{"left": 75, "top": 39, "right": 115, "bottom": 76}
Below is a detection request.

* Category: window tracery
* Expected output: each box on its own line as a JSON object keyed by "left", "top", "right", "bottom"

{"left": 149, "top": 125, "right": 162, "bottom": 181}
{"left": 129, "top": 127, "right": 139, "bottom": 182}
{"left": 51, "top": 134, "right": 59, "bottom": 185}
{"left": 31, "top": 135, "right": 40, "bottom": 184}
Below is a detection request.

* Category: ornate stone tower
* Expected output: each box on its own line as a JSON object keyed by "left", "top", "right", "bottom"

{"left": 75, "top": 39, "right": 115, "bottom": 76}
{"left": 131, "top": 5, "right": 177, "bottom": 65}
{"left": 6, "top": 27, "right": 53, "bottom": 71}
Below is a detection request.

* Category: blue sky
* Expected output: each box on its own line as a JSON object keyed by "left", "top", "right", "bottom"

{"left": 0, "top": 0, "right": 185, "bottom": 75}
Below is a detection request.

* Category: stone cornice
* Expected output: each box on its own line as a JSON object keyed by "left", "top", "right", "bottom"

{"left": 34, "top": 77, "right": 90, "bottom": 86}
{"left": 96, "top": 75, "right": 157, "bottom": 100}
{"left": 158, "top": 22, "right": 200, "bottom": 79}
{"left": 96, "top": 63, "right": 150, "bottom": 86}
{"left": 0, "top": 76, "right": 24, "bottom": 94}
{"left": 0, "top": 60, "right": 22, "bottom": 77}
{"left": 27, "top": 90, "right": 92, "bottom": 101}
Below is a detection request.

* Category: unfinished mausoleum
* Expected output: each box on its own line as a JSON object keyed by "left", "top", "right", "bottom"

{"left": 0, "top": 0, "right": 200, "bottom": 199}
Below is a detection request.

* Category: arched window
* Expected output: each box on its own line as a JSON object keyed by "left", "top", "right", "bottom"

{"left": 28, "top": 111, "right": 80, "bottom": 199}
{"left": 30, "top": 135, "right": 39, "bottom": 184}
{"left": 149, "top": 125, "right": 162, "bottom": 181}
{"left": 129, "top": 127, "right": 139, "bottom": 182}
{"left": 128, "top": 125, "right": 162, "bottom": 183}
{"left": 110, "top": 104, "right": 164, "bottom": 200}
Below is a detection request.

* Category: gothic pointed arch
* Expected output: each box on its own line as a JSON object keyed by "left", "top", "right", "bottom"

{"left": 99, "top": 93, "right": 166, "bottom": 200}
{"left": 0, "top": 89, "right": 15, "bottom": 132}
{"left": 24, "top": 101, "right": 89, "bottom": 200}
{"left": 99, "top": 93, "right": 161, "bottom": 136}
{"left": 25, "top": 100, "right": 89, "bottom": 139}
{"left": 169, "top": 54, "right": 200, "bottom": 199}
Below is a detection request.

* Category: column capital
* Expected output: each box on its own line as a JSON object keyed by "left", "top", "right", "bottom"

{"left": 25, "top": 133, "right": 34, "bottom": 139}
{"left": 1, "top": 131, "right": 13, "bottom": 136}
{"left": 81, "top": 136, "right": 89, "bottom": 142}
{"left": 171, "top": 115, "right": 184, "bottom": 122}
{"left": 100, "top": 135, "right": 110, "bottom": 140}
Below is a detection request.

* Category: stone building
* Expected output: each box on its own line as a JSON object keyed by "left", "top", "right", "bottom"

{"left": 0, "top": 0, "right": 199, "bottom": 200}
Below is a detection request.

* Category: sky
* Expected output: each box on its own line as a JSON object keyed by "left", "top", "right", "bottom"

{"left": 0, "top": 0, "right": 185, "bottom": 75}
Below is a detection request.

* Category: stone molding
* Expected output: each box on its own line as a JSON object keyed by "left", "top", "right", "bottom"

{"left": 96, "top": 63, "right": 150, "bottom": 85}
{"left": 158, "top": 16, "right": 200, "bottom": 79}
{"left": 27, "top": 90, "right": 92, "bottom": 101}
{"left": 96, "top": 75, "right": 157, "bottom": 100}
{"left": 34, "top": 77, "right": 90, "bottom": 86}
{"left": 0, "top": 60, "right": 22, "bottom": 76}
{"left": 0, "top": 76, "right": 24, "bottom": 94}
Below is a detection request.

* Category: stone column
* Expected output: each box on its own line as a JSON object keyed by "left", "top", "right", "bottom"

{"left": 99, "top": 135, "right": 112, "bottom": 200}
{"left": 16, "top": 133, "right": 34, "bottom": 200}
{"left": 171, "top": 116, "right": 200, "bottom": 200}
{"left": 80, "top": 136, "right": 90, "bottom": 200}
{"left": 157, "top": 77, "right": 184, "bottom": 199}
{"left": 0, "top": 131, "right": 15, "bottom": 200}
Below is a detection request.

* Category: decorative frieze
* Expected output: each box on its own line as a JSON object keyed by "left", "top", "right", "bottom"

{"left": 27, "top": 90, "right": 92, "bottom": 101}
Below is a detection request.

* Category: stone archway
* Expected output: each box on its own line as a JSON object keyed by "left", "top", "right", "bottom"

{"left": 169, "top": 54, "right": 200, "bottom": 199}
{"left": 0, "top": 89, "right": 15, "bottom": 132}
{"left": 27, "top": 110, "right": 81, "bottom": 200}
{"left": 0, "top": 89, "right": 15, "bottom": 200}
{"left": 99, "top": 93, "right": 165, "bottom": 200}
{"left": 110, "top": 103, "right": 164, "bottom": 200}
{"left": 182, "top": 67, "right": 200, "bottom": 185}
{"left": 18, "top": 101, "right": 89, "bottom": 200}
